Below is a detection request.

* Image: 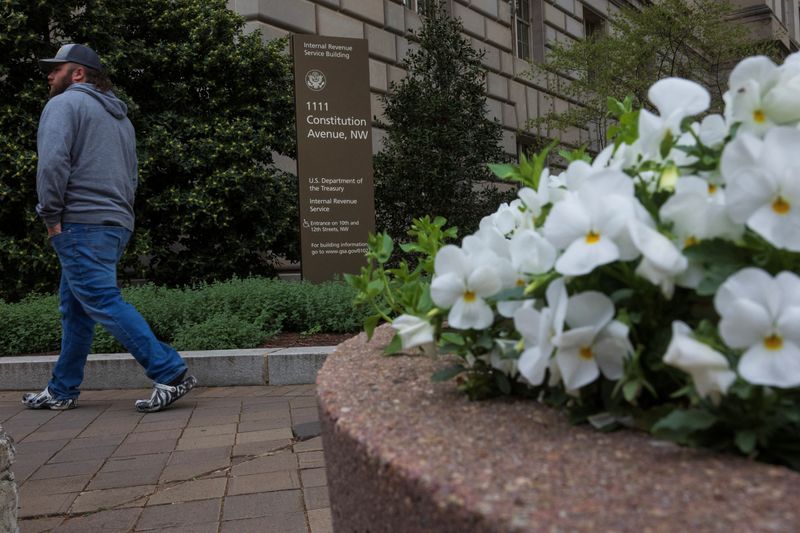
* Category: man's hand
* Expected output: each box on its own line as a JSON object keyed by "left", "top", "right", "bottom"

{"left": 47, "top": 223, "right": 62, "bottom": 237}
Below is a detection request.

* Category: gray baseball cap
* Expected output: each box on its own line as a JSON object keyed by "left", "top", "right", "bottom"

{"left": 39, "top": 44, "right": 102, "bottom": 72}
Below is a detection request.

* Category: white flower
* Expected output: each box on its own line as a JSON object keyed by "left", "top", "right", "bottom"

{"left": 628, "top": 220, "right": 688, "bottom": 299}
{"left": 513, "top": 278, "right": 567, "bottom": 386}
{"left": 721, "top": 127, "right": 800, "bottom": 251}
{"left": 553, "top": 291, "right": 632, "bottom": 391}
{"left": 663, "top": 321, "right": 736, "bottom": 404}
{"left": 715, "top": 268, "right": 800, "bottom": 388}
{"left": 698, "top": 114, "right": 728, "bottom": 147}
{"left": 543, "top": 170, "right": 639, "bottom": 276}
{"left": 725, "top": 56, "right": 779, "bottom": 136}
{"left": 489, "top": 339, "right": 519, "bottom": 377}
{"left": 638, "top": 78, "right": 710, "bottom": 161}
{"left": 660, "top": 176, "right": 743, "bottom": 246}
{"left": 431, "top": 245, "right": 502, "bottom": 330}
{"left": 391, "top": 315, "right": 435, "bottom": 352}
{"left": 496, "top": 229, "right": 556, "bottom": 318}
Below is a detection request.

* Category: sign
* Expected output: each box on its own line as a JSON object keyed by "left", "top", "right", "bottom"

{"left": 292, "top": 35, "right": 375, "bottom": 282}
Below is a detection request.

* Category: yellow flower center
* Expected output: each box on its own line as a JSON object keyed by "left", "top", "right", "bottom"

{"left": 764, "top": 334, "right": 783, "bottom": 351}
{"left": 516, "top": 278, "right": 526, "bottom": 287}
{"left": 684, "top": 236, "right": 698, "bottom": 248}
{"left": 585, "top": 231, "right": 601, "bottom": 244}
{"left": 463, "top": 291, "right": 477, "bottom": 303}
{"left": 708, "top": 184, "right": 717, "bottom": 195}
{"left": 753, "top": 109, "right": 766, "bottom": 124}
{"left": 579, "top": 346, "right": 593, "bottom": 360}
{"left": 772, "top": 196, "right": 791, "bottom": 215}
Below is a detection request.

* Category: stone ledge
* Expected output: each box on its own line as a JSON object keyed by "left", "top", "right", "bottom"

{"left": 316, "top": 327, "right": 800, "bottom": 532}
{"left": 0, "top": 346, "right": 337, "bottom": 390}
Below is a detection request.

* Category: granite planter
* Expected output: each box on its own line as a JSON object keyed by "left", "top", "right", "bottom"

{"left": 0, "top": 426, "right": 18, "bottom": 533}
{"left": 316, "top": 326, "right": 800, "bottom": 532}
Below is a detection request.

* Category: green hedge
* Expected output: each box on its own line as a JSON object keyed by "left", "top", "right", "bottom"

{"left": 0, "top": 278, "right": 365, "bottom": 355}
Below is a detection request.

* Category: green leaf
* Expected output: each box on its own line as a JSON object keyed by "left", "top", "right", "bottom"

{"left": 487, "top": 163, "right": 516, "bottom": 179}
{"left": 440, "top": 332, "right": 465, "bottom": 346}
{"left": 363, "top": 315, "right": 380, "bottom": 340}
{"left": 623, "top": 380, "right": 640, "bottom": 403}
{"left": 652, "top": 409, "right": 717, "bottom": 441}
{"left": 431, "top": 364, "right": 465, "bottom": 382}
{"left": 735, "top": 430, "right": 758, "bottom": 454}
{"left": 494, "top": 371, "right": 512, "bottom": 395}
{"left": 383, "top": 333, "right": 403, "bottom": 355}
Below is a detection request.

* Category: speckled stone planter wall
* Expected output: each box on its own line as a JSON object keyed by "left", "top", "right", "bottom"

{"left": 0, "top": 426, "right": 19, "bottom": 533}
{"left": 317, "top": 327, "right": 800, "bottom": 532}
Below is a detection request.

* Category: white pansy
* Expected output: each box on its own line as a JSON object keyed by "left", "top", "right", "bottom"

{"left": 698, "top": 114, "right": 728, "bottom": 147}
{"left": 660, "top": 176, "right": 743, "bottom": 246}
{"left": 513, "top": 278, "right": 567, "bottom": 386}
{"left": 721, "top": 127, "right": 800, "bottom": 251}
{"left": 391, "top": 315, "right": 435, "bottom": 352}
{"left": 430, "top": 245, "right": 502, "bottom": 330}
{"left": 663, "top": 321, "right": 736, "bottom": 404}
{"left": 496, "top": 229, "right": 556, "bottom": 318}
{"left": 553, "top": 291, "right": 632, "bottom": 391}
{"left": 638, "top": 78, "right": 710, "bottom": 161}
{"left": 544, "top": 170, "right": 639, "bottom": 276}
{"left": 715, "top": 268, "right": 800, "bottom": 388}
{"left": 628, "top": 220, "right": 688, "bottom": 299}
{"left": 725, "top": 56, "right": 780, "bottom": 135}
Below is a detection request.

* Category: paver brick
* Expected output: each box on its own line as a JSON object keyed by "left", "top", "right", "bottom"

{"left": 20, "top": 474, "right": 91, "bottom": 496}
{"left": 182, "top": 423, "right": 237, "bottom": 438}
{"left": 70, "top": 485, "right": 155, "bottom": 513}
{"left": 87, "top": 467, "right": 163, "bottom": 490}
{"left": 238, "top": 417, "right": 291, "bottom": 432}
{"left": 176, "top": 433, "right": 235, "bottom": 451}
{"left": 29, "top": 458, "right": 104, "bottom": 480}
{"left": 147, "top": 478, "right": 227, "bottom": 505}
{"left": 101, "top": 452, "right": 169, "bottom": 473}
{"left": 123, "top": 428, "right": 182, "bottom": 444}
{"left": 230, "top": 450, "right": 297, "bottom": 476}
{"left": 300, "top": 467, "right": 327, "bottom": 488}
{"left": 220, "top": 513, "right": 308, "bottom": 533}
{"left": 113, "top": 438, "right": 177, "bottom": 457}
{"left": 17, "top": 491, "right": 77, "bottom": 518}
{"left": 308, "top": 507, "right": 334, "bottom": 533}
{"left": 136, "top": 498, "right": 222, "bottom": 531}
{"left": 293, "top": 436, "right": 323, "bottom": 453}
{"left": 49, "top": 444, "right": 116, "bottom": 463}
{"left": 57, "top": 507, "right": 141, "bottom": 533}
{"left": 298, "top": 450, "right": 325, "bottom": 469}
{"left": 222, "top": 489, "right": 303, "bottom": 521}
{"left": 303, "top": 485, "right": 330, "bottom": 510}
{"left": 228, "top": 470, "right": 300, "bottom": 495}
{"left": 232, "top": 438, "right": 292, "bottom": 458}
{"left": 17, "top": 516, "right": 64, "bottom": 532}
{"left": 235, "top": 428, "right": 292, "bottom": 444}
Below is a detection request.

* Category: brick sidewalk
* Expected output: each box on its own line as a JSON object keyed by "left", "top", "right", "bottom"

{"left": 0, "top": 385, "right": 331, "bottom": 533}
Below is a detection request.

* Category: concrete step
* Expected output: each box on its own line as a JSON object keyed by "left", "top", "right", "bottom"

{"left": 0, "top": 347, "right": 335, "bottom": 390}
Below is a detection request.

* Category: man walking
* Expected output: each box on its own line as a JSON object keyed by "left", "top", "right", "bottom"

{"left": 22, "top": 44, "right": 196, "bottom": 412}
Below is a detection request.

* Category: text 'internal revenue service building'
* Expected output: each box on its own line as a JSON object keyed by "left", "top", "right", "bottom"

{"left": 293, "top": 35, "right": 375, "bottom": 283}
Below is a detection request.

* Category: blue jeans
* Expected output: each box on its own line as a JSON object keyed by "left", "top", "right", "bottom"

{"left": 48, "top": 223, "right": 187, "bottom": 400}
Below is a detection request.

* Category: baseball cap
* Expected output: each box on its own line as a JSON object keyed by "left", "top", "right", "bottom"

{"left": 39, "top": 44, "right": 102, "bottom": 72}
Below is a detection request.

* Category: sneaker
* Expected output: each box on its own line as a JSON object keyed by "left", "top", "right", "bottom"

{"left": 21, "top": 387, "right": 77, "bottom": 410}
{"left": 135, "top": 375, "right": 197, "bottom": 413}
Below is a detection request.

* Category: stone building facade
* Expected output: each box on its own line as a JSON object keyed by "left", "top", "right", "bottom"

{"left": 228, "top": 0, "right": 799, "bottom": 160}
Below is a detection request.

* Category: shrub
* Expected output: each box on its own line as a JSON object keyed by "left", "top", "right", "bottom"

{"left": 0, "top": 278, "right": 366, "bottom": 355}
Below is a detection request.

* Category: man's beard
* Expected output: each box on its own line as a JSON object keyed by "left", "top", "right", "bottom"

{"left": 49, "top": 71, "right": 74, "bottom": 97}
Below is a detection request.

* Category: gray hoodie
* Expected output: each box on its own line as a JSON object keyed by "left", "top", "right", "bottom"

{"left": 36, "top": 83, "right": 137, "bottom": 231}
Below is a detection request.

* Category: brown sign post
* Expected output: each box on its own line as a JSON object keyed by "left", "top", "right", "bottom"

{"left": 292, "top": 35, "right": 375, "bottom": 282}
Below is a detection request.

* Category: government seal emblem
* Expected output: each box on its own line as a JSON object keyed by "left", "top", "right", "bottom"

{"left": 305, "top": 69, "right": 326, "bottom": 91}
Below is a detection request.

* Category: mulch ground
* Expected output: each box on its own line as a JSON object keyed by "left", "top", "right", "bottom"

{"left": 259, "top": 331, "right": 356, "bottom": 348}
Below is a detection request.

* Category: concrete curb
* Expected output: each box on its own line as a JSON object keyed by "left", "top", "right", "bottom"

{"left": 0, "top": 347, "right": 336, "bottom": 390}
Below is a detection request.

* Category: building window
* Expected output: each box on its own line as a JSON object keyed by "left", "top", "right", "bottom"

{"left": 584, "top": 7, "right": 605, "bottom": 39}
{"left": 404, "top": 0, "right": 429, "bottom": 14}
{"left": 516, "top": 134, "right": 548, "bottom": 161}
{"left": 513, "top": 0, "right": 532, "bottom": 60}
